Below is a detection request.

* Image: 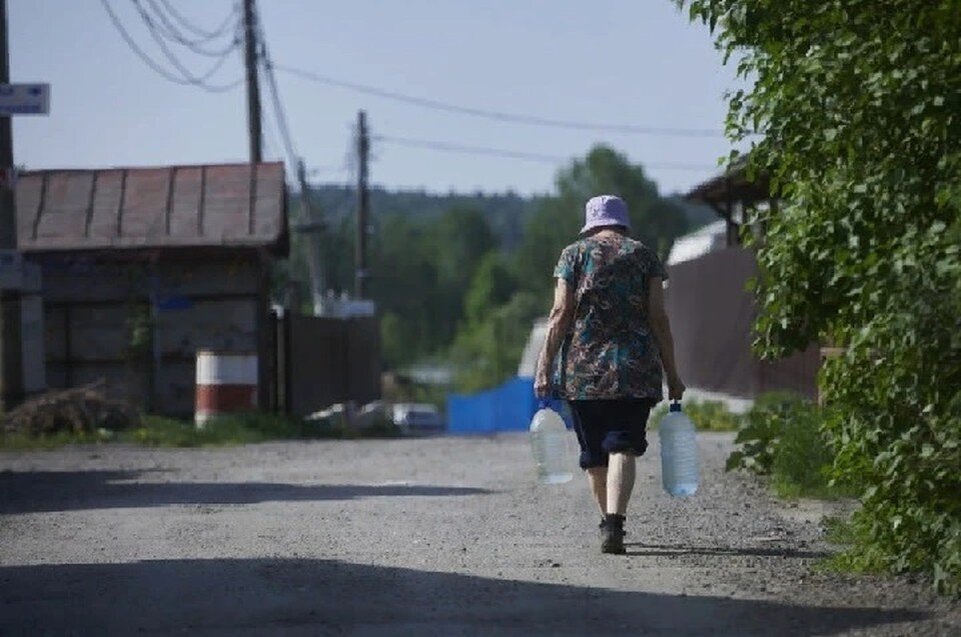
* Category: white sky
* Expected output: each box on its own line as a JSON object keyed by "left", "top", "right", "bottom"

{"left": 10, "top": 0, "right": 741, "bottom": 196}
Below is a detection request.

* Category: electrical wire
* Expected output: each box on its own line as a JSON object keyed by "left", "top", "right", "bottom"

{"left": 262, "top": 62, "right": 299, "bottom": 169}
{"left": 144, "top": 0, "right": 241, "bottom": 57}
{"left": 132, "top": 0, "right": 240, "bottom": 86}
{"left": 258, "top": 19, "right": 300, "bottom": 173}
{"left": 374, "top": 135, "right": 718, "bottom": 170}
{"left": 273, "top": 63, "right": 725, "bottom": 138}
{"left": 158, "top": 0, "right": 239, "bottom": 40}
{"left": 101, "top": 0, "right": 243, "bottom": 92}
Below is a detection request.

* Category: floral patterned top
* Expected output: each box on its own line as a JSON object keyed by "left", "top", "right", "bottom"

{"left": 552, "top": 234, "right": 668, "bottom": 400}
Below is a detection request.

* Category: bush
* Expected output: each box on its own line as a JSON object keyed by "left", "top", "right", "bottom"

{"left": 725, "top": 392, "right": 800, "bottom": 475}
{"left": 727, "top": 392, "right": 852, "bottom": 499}
{"left": 682, "top": 0, "right": 961, "bottom": 594}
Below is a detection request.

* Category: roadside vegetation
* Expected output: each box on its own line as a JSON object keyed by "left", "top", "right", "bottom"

{"left": 1, "top": 412, "right": 401, "bottom": 451}
{"left": 648, "top": 398, "right": 743, "bottom": 432}
{"left": 725, "top": 392, "right": 856, "bottom": 501}
{"left": 683, "top": 0, "right": 961, "bottom": 594}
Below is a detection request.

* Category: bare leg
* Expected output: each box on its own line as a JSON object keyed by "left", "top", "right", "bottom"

{"left": 607, "top": 452, "right": 637, "bottom": 515}
{"left": 585, "top": 467, "right": 607, "bottom": 515}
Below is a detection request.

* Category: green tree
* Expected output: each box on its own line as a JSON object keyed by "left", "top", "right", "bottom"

{"left": 428, "top": 208, "right": 498, "bottom": 347}
{"left": 682, "top": 0, "right": 961, "bottom": 592}
{"left": 450, "top": 291, "right": 543, "bottom": 393}
{"left": 464, "top": 252, "right": 517, "bottom": 325}
{"left": 368, "top": 213, "right": 439, "bottom": 367}
{"left": 515, "top": 145, "right": 688, "bottom": 298}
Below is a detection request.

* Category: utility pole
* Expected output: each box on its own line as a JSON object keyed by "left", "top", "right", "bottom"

{"left": 0, "top": 0, "right": 23, "bottom": 411}
{"left": 296, "top": 159, "right": 327, "bottom": 315}
{"left": 354, "top": 110, "right": 369, "bottom": 299}
{"left": 242, "top": 0, "right": 265, "bottom": 411}
{"left": 242, "top": 0, "right": 262, "bottom": 163}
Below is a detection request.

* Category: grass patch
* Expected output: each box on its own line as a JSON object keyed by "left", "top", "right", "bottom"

{"left": 649, "top": 399, "right": 742, "bottom": 432}
{"left": 1, "top": 411, "right": 403, "bottom": 450}
{"left": 822, "top": 514, "right": 858, "bottom": 545}
{"left": 0, "top": 429, "right": 116, "bottom": 450}
{"left": 727, "top": 392, "right": 855, "bottom": 500}
{"left": 813, "top": 514, "right": 888, "bottom": 579}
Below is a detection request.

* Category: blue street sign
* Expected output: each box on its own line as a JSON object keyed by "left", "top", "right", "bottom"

{"left": 0, "top": 84, "right": 50, "bottom": 115}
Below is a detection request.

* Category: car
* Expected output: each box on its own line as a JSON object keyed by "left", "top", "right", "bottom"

{"left": 391, "top": 403, "right": 445, "bottom": 434}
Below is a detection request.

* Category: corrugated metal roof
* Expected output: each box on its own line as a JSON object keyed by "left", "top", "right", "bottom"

{"left": 15, "top": 162, "right": 287, "bottom": 254}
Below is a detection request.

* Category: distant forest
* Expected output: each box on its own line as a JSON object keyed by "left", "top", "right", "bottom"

{"left": 277, "top": 144, "right": 716, "bottom": 393}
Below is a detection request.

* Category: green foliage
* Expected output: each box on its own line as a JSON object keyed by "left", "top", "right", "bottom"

{"left": 649, "top": 399, "right": 742, "bottom": 432}
{"left": 0, "top": 412, "right": 402, "bottom": 450}
{"left": 726, "top": 393, "right": 851, "bottom": 500}
{"left": 683, "top": 0, "right": 961, "bottom": 592}
{"left": 726, "top": 392, "right": 805, "bottom": 475}
{"left": 514, "top": 145, "right": 689, "bottom": 296}
{"left": 450, "top": 291, "right": 543, "bottom": 393}
{"left": 464, "top": 252, "right": 516, "bottom": 325}
{"left": 0, "top": 429, "right": 116, "bottom": 450}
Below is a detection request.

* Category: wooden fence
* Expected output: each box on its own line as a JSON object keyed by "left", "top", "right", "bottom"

{"left": 664, "top": 247, "right": 820, "bottom": 400}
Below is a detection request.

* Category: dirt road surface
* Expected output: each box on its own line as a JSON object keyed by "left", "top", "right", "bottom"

{"left": 1, "top": 432, "right": 958, "bottom": 635}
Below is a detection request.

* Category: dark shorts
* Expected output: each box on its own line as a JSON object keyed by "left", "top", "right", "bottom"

{"left": 569, "top": 398, "right": 657, "bottom": 469}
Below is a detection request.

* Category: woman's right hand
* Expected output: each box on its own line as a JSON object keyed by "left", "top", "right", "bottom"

{"left": 667, "top": 373, "right": 686, "bottom": 401}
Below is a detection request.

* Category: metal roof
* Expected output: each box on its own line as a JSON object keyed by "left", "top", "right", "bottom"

{"left": 684, "top": 159, "right": 770, "bottom": 209}
{"left": 15, "top": 162, "right": 288, "bottom": 255}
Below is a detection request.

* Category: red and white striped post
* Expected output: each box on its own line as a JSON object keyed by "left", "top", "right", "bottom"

{"left": 195, "top": 350, "right": 258, "bottom": 427}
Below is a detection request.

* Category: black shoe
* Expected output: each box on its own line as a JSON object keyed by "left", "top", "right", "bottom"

{"left": 599, "top": 516, "right": 627, "bottom": 536}
{"left": 601, "top": 514, "right": 626, "bottom": 554}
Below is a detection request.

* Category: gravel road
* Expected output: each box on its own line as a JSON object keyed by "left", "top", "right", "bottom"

{"left": 1, "top": 431, "right": 958, "bottom": 636}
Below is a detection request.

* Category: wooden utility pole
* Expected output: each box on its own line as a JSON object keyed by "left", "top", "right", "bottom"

{"left": 0, "top": 0, "right": 23, "bottom": 410}
{"left": 354, "top": 110, "right": 369, "bottom": 298}
{"left": 297, "top": 158, "right": 327, "bottom": 315}
{"left": 243, "top": 0, "right": 262, "bottom": 163}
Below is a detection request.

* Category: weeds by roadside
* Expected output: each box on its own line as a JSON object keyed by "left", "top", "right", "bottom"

{"left": 648, "top": 399, "right": 742, "bottom": 432}
{"left": 1, "top": 412, "right": 403, "bottom": 450}
{"left": 726, "top": 392, "right": 856, "bottom": 500}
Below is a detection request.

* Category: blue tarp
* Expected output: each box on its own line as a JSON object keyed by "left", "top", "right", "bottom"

{"left": 447, "top": 378, "right": 571, "bottom": 434}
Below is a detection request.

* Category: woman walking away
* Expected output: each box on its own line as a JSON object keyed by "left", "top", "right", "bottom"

{"left": 534, "top": 194, "right": 685, "bottom": 554}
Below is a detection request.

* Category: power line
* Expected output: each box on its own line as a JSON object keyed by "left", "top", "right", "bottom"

{"left": 100, "top": 0, "right": 242, "bottom": 92}
{"left": 262, "top": 60, "right": 298, "bottom": 169}
{"left": 158, "top": 0, "right": 239, "bottom": 40}
{"left": 375, "top": 135, "right": 567, "bottom": 164}
{"left": 256, "top": 11, "right": 298, "bottom": 171}
{"left": 144, "top": 0, "right": 241, "bottom": 57}
{"left": 132, "top": 0, "right": 240, "bottom": 86}
{"left": 374, "top": 134, "right": 718, "bottom": 171}
{"left": 273, "top": 63, "right": 725, "bottom": 138}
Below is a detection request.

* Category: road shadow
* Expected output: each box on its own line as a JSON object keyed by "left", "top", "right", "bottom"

{"left": 0, "top": 558, "right": 926, "bottom": 635}
{"left": 625, "top": 542, "right": 832, "bottom": 559}
{"left": 0, "top": 469, "right": 490, "bottom": 514}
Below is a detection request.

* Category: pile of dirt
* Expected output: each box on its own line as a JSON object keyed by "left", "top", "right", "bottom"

{"left": 2, "top": 383, "right": 141, "bottom": 436}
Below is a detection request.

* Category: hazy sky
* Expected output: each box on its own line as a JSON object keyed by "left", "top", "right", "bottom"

{"left": 10, "top": 1, "right": 741, "bottom": 196}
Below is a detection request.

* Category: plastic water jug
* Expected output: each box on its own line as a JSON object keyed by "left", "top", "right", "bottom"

{"left": 529, "top": 402, "right": 574, "bottom": 485}
{"left": 659, "top": 401, "right": 699, "bottom": 496}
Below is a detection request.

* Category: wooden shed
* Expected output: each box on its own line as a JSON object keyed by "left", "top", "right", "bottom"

{"left": 14, "top": 162, "right": 288, "bottom": 417}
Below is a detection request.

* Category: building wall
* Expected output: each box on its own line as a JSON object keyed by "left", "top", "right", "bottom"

{"left": 34, "top": 253, "right": 266, "bottom": 417}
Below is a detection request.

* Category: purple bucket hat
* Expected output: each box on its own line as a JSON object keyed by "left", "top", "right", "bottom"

{"left": 580, "top": 195, "right": 631, "bottom": 235}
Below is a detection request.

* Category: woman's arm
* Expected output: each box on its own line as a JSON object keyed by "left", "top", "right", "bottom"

{"left": 648, "top": 277, "right": 686, "bottom": 400}
{"left": 534, "top": 277, "right": 575, "bottom": 398}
